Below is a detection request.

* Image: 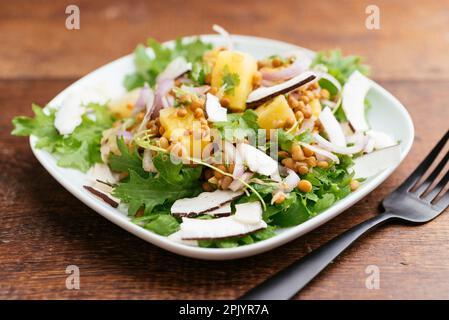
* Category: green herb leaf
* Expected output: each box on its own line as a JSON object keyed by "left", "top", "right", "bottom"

{"left": 312, "top": 49, "right": 369, "bottom": 85}
{"left": 221, "top": 65, "right": 240, "bottom": 95}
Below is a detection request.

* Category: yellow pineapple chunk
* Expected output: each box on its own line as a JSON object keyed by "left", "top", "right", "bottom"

{"left": 255, "top": 95, "right": 296, "bottom": 129}
{"left": 108, "top": 89, "right": 140, "bottom": 118}
{"left": 159, "top": 107, "right": 209, "bottom": 157}
{"left": 211, "top": 50, "right": 257, "bottom": 112}
{"left": 310, "top": 99, "right": 322, "bottom": 118}
{"left": 159, "top": 107, "right": 195, "bottom": 140}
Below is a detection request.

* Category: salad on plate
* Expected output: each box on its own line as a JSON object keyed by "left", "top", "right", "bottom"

{"left": 12, "top": 25, "right": 401, "bottom": 248}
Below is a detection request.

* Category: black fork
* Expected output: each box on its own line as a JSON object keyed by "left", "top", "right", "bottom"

{"left": 240, "top": 130, "right": 449, "bottom": 300}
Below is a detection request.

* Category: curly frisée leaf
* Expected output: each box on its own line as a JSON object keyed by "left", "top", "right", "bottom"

{"left": 113, "top": 153, "right": 202, "bottom": 215}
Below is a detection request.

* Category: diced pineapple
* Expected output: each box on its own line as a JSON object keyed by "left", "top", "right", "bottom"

{"left": 310, "top": 99, "right": 322, "bottom": 118}
{"left": 159, "top": 107, "right": 209, "bottom": 157}
{"left": 159, "top": 107, "right": 195, "bottom": 140}
{"left": 211, "top": 50, "right": 257, "bottom": 112}
{"left": 108, "top": 89, "right": 140, "bottom": 118}
{"left": 255, "top": 95, "right": 296, "bottom": 129}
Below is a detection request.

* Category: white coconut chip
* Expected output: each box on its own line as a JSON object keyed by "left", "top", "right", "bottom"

{"left": 319, "top": 107, "right": 346, "bottom": 147}
{"left": 170, "top": 189, "right": 244, "bottom": 216}
{"left": 167, "top": 231, "right": 198, "bottom": 247}
{"left": 237, "top": 143, "right": 279, "bottom": 179}
{"left": 180, "top": 202, "right": 266, "bottom": 240}
{"left": 204, "top": 203, "right": 232, "bottom": 217}
{"left": 342, "top": 71, "right": 372, "bottom": 132}
{"left": 205, "top": 93, "right": 227, "bottom": 122}
{"left": 88, "top": 163, "right": 119, "bottom": 184}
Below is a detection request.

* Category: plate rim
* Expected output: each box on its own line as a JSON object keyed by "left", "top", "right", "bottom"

{"left": 29, "top": 34, "right": 414, "bottom": 260}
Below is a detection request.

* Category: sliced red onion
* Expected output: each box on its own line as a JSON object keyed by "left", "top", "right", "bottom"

{"left": 315, "top": 71, "right": 342, "bottom": 93}
{"left": 342, "top": 71, "right": 371, "bottom": 132}
{"left": 212, "top": 24, "right": 233, "bottom": 50}
{"left": 261, "top": 52, "right": 312, "bottom": 82}
{"left": 283, "top": 168, "right": 300, "bottom": 192}
{"left": 151, "top": 78, "right": 174, "bottom": 119}
{"left": 181, "top": 85, "right": 210, "bottom": 97}
{"left": 222, "top": 141, "right": 237, "bottom": 165}
{"left": 319, "top": 107, "right": 346, "bottom": 147}
{"left": 117, "top": 130, "right": 133, "bottom": 143}
{"left": 299, "top": 117, "right": 316, "bottom": 133}
{"left": 156, "top": 57, "right": 192, "bottom": 82}
{"left": 321, "top": 99, "right": 337, "bottom": 109}
{"left": 229, "top": 172, "right": 254, "bottom": 192}
{"left": 132, "top": 83, "right": 151, "bottom": 116}
{"left": 137, "top": 88, "right": 155, "bottom": 132}
{"left": 312, "top": 132, "right": 367, "bottom": 155}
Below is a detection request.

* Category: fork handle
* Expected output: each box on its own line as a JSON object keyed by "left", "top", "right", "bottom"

{"left": 240, "top": 212, "right": 396, "bottom": 300}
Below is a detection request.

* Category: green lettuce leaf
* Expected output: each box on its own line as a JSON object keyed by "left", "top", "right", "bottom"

{"left": 12, "top": 103, "right": 114, "bottom": 172}
{"left": 311, "top": 49, "right": 370, "bottom": 85}
{"left": 124, "top": 37, "right": 212, "bottom": 91}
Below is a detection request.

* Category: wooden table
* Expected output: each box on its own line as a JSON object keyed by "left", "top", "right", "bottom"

{"left": 1, "top": 0, "right": 449, "bottom": 299}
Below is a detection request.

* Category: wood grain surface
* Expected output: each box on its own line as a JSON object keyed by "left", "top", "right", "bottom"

{"left": 1, "top": 0, "right": 449, "bottom": 299}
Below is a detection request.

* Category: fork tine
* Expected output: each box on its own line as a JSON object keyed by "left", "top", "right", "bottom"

{"left": 414, "top": 149, "right": 449, "bottom": 196}
{"left": 435, "top": 190, "right": 449, "bottom": 211}
{"left": 423, "top": 168, "right": 449, "bottom": 202}
{"left": 399, "top": 130, "right": 449, "bottom": 191}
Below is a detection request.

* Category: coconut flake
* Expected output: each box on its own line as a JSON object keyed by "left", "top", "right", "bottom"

{"left": 237, "top": 143, "right": 279, "bottom": 178}
{"left": 88, "top": 163, "right": 119, "bottom": 184}
{"left": 83, "top": 185, "right": 119, "bottom": 208}
{"left": 283, "top": 168, "right": 300, "bottom": 192}
{"left": 180, "top": 206, "right": 266, "bottom": 240}
{"left": 168, "top": 231, "right": 198, "bottom": 246}
{"left": 204, "top": 203, "right": 232, "bottom": 217}
{"left": 352, "top": 144, "right": 401, "bottom": 179}
{"left": 233, "top": 202, "right": 263, "bottom": 225}
{"left": 171, "top": 189, "right": 244, "bottom": 217}
{"left": 54, "top": 88, "right": 107, "bottom": 135}
{"left": 246, "top": 71, "right": 317, "bottom": 107}
{"left": 205, "top": 93, "right": 227, "bottom": 122}
{"left": 319, "top": 107, "right": 346, "bottom": 147}
{"left": 342, "top": 71, "right": 371, "bottom": 132}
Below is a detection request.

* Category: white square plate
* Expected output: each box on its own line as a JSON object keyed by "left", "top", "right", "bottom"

{"left": 30, "top": 35, "right": 414, "bottom": 260}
